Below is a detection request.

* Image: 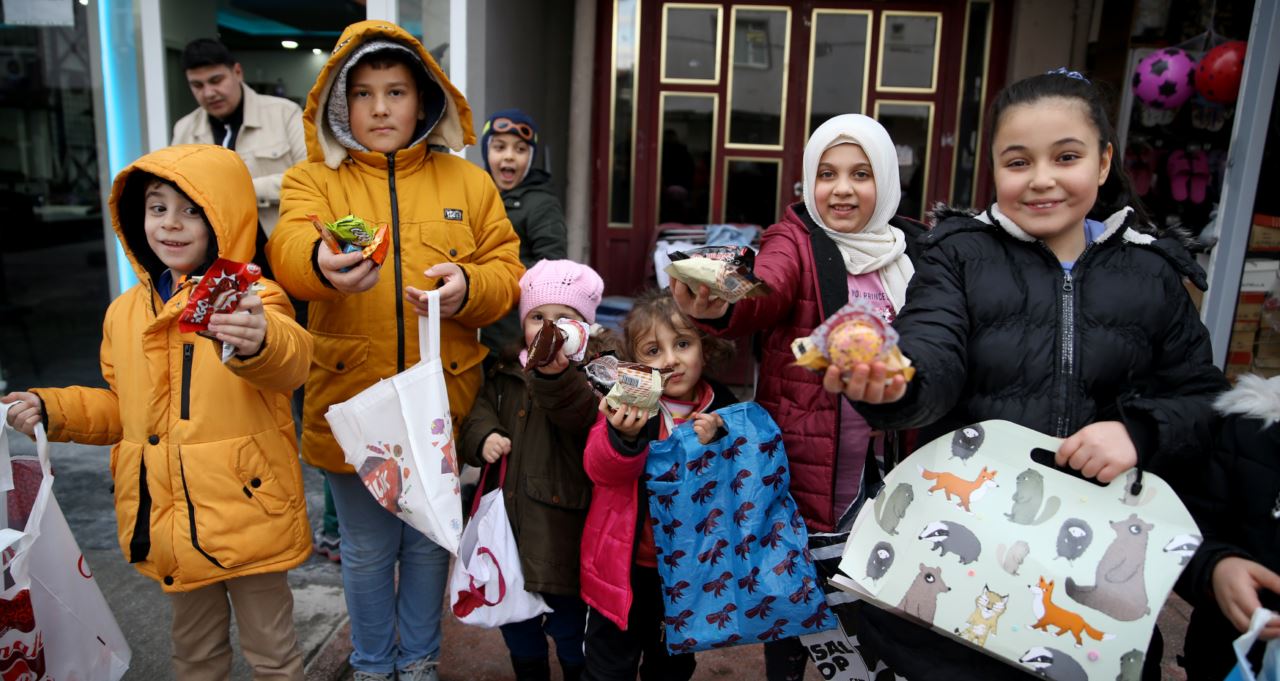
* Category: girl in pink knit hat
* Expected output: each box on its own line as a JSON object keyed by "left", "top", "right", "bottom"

{"left": 459, "top": 259, "right": 614, "bottom": 681}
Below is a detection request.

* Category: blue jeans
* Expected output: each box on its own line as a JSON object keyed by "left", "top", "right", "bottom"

{"left": 500, "top": 593, "right": 588, "bottom": 665}
{"left": 327, "top": 471, "right": 451, "bottom": 674}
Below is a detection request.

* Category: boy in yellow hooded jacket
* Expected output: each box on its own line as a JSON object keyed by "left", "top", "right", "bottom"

{"left": 3, "top": 144, "right": 314, "bottom": 680}
{"left": 266, "top": 20, "right": 523, "bottom": 681}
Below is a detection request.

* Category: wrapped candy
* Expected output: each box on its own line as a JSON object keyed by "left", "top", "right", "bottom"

{"left": 584, "top": 355, "right": 672, "bottom": 416}
{"left": 664, "top": 246, "right": 770, "bottom": 303}
{"left": 309, "top": 214, "right": 390, "bottom": 269}
{"left": 526, "top": 318, "right": 593, "bottom": 370}
{"left": 179, "top": 258, "right": 262, "bottom": 333}
{"left": 791, "top": 299, "right": 914, "bottom": 380}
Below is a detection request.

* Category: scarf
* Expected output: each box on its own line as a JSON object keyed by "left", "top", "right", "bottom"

{"left": 802, "top": 114, "right": 915, "bottom": 312}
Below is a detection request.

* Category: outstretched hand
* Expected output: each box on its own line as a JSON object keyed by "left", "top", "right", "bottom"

{"left": 821, "top": 363, "right": 907, "bottom": 404}
{"left": 671, "top": 280, "right": 729, "bottom": 320}
{"left": 206, "top": 293, "right": 267, "bottom": 357}
{"left": 601, "top": 398, "right": 647, "bottom": 440}
{"left": 317, "top": 245, "right": 380, "bottom": 293}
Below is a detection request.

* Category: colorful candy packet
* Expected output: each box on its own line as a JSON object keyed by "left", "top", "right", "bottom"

{"left": 308, "top": 214, "right": 390, "bottom": 268}
{"left": 526, "top": 318, "right": 593, "bottom": 370}
{"left": 584, "top": 355, "right": 672, "bottom": 416}
{"left": 790, "top": 299, "right": 915, "bottom": 380}
{"left": 180, "top": 259, "right": 267, "bottom": 363}
{"left": 664, "top": 245, "right": 770, "bottom": 303}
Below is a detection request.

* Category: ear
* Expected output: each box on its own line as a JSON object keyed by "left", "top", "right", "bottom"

{"left": 1098, "top": 142, "right": 1113, "bottom": 186}
{"left": 232, "top": 63, "right": 244, "bottom": 80}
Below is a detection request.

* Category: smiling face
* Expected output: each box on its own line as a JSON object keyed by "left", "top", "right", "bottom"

{"left": 348, "top": 61, "right": 425, "bottom": 153}
{"left": 143, "top": 180, "right": 210, "bottom": 276}
{"left": 992, "top": 97, "right": 1112, "bottom": 261}
{"left": 186, "top": 63, "right": 244, "bottom": 120}
{"left": 632, "top": 316, "right": 705, "bottom": 403}
{"left": 488, "top": 133, "right": 532, "bottom": 191}
{"left": 522, "top": 303, "right": 583, "bottom": 350}
{"left": 813, "top": 143, "right": 878, "bottom": 234}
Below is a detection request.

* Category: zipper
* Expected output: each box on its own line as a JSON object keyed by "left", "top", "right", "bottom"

{"left": 388, "top": 152, "right": 406, "bottom": 372}
{"left": 1055, "top": 270, "right": 1075, "bottom": 437}
{"left": 177, "top": 447, "right": 226, "bottom": 568}
{"left": 180, "top": 343, "right": 194, "bottom": 420}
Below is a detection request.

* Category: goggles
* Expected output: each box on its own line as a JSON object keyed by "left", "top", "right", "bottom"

{"left": 487, "top": 117, "right": 536, "bottom": 144}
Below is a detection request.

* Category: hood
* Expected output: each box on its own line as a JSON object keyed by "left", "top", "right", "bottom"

{"left": 1215, "top": 374, "right": 1280, "bottom": 427}
{"left": 802, "top": 114, "right": 900, "bottom": 235}
{"left": 109, "top": 144, "right": 257, "bottom": 285}
{"left": 304, "top": 20, "right": 475, "bottom": 168}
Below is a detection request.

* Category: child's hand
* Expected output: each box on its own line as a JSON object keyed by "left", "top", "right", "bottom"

{"left": 1212, "top": 556, "right": 1280, "bottom": 638}
{"left": 207, "top": 293, "right": 266, "bottom": 357}
{"left": 600, "top": 397, "right": 647, "bottom": 440}
{"left": 822, "top": 363, "right": 907, "bottom": 404}
{"left": 671, "top": 280, "right": 729, "bottom": 320}
{"left": 1, "top": 392, "right": 43, "bottom": 438}
{"left": 1055, "top": 421, "right": 1137, "bottom": 483}
{"left": 692, "top": 412, "right": 724, "bottom": 445}
{"left": 317, "top": 245, "right": 380, "bottom": 293}
{"left": 532, "top": 350, "right": 570, "bottom": 376}
{"left": 407, "top": 263, "right": 467, "bottom": 318}
{"left": 482, "top": 433, "right": 512, "bottom": 464}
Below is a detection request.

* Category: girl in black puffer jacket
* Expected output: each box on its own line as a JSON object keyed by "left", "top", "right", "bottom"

{"left": 830, "top": 70, "right": 1230, "bottom": 680}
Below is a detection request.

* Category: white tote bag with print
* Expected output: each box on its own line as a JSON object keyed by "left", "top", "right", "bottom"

{"left": 325, "top": 290, "right": 463, "bottom": 554}
{"left": 0, "top": 401, "right": 132, "bottom": 681}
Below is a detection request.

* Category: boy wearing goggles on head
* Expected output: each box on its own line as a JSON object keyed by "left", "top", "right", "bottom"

{"left": 480, "top": 108, "right": 569, "bottom": 354}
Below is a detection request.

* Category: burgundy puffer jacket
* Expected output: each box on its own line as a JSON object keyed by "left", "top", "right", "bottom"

{"left": 695, "top": 202, "right": 925, "bottom": 531}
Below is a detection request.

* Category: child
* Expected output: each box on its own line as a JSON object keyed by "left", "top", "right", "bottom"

{"left": 1178, "top": 374, "right": 1280, "bottom": 679}
{"left": 461, "top": 260, "right": 610, "bottom": 681}
{"left": 479, "top": 108, "right": 569, "bottom": 354}
{"left": 265, "top": 20, "right": 523, "bottom": 681}
{"left": 580, "top": 289, "right": 735, "bottom": 681}
{"left": 673, "top": 114, "right": 925, "bottom": 679}
{"left": 2, "top": 144, "right": 313, "bottom": 679}
{"left": 839, "top": 70, "right": 1230, "bottom": 680}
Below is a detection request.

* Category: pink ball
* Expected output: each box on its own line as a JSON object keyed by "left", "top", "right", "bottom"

{"left": 1133, "top": 48, "right": 1197, "bottom": 109}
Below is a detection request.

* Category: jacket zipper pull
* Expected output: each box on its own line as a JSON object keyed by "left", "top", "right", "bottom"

{"left": 1062, "top": 272, "right": 1074, "bottom": 293}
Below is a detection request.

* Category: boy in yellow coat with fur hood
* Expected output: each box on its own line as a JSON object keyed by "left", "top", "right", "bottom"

{"left": 266, "top": 20, "right": 523, "bottom": 681}
{"left": 3, "top": 144, "right": 314, "bottom": 680}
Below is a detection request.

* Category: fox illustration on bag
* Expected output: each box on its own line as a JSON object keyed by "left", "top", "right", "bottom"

{"left": 919, "top": 466, "right": 998, "bottom": 512}
{"left": 1028, "top": 576, "right": 1114, "bottom": 647}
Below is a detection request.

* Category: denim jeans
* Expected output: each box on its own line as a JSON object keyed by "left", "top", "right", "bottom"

{"left": 326, "top": 471, "right": 451, "bottom": 674}
{"left": 500, "top": 592, "right": 588, "bottom": 665}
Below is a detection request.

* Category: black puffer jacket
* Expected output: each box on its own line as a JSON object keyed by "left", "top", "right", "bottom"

{"left": 854, "top": 205, "right": 1228, "bottom": 681}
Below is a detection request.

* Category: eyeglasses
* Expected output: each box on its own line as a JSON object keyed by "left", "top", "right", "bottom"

{"left": 487, "top": 117, "right": 536, "bottom": 144}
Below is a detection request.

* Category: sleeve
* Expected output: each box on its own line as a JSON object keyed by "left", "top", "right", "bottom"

{"left": 583, "top": 414, "right": 653, "bottom": 487}
{"left": 459, "top": 379, "right": 505, "bottom": 468}
{"left": 31, "top": 313, "right": 123, "bottom": 445}
{"left": 267, "top": 165, "right": 346, "bottom": 302}
{"left": 523, "top": 195, "right": 568, "bottom": 262}
{"left": 856, "top": 243, "right": 971, "bottom": 430}
{"left": 693, "top": 223, "right": 804, "bottom": 339}
{"left": 249, "top": 103, "right": 308, "bottom": 206}
{"left": 224, "top": 280, "right": 313, "bottom": 394}
{"left": 529, "top": 367, "right": 598, "bottom": 433}
{"left": 1176, "top": 421, "right": 1248, "bottom": 606}
{"left": 1118, "top": 274, "right": 1230, "bottom": 477}
{"left": 451, "top": 178, "right": 525, "bottom": 328}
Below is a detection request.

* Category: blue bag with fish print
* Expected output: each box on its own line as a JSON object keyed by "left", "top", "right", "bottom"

{"left": 644, "top": 401, "right": 834, "bottom": 653}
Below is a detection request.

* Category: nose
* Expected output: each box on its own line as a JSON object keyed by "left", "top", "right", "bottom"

{"left": 162, "top": 210, "right": 183, "bottom": 231}
{"left": 659, "top": 346, "right": 678, "bottom": 370}
{"left": 372, "top": 93, "right": 390, "bottom": 116}
{"left": 833, "top": 175, "right": 854, "bottom": 196}
{"left": 1029, "top": 164, "right": 1055, "bottom": 190}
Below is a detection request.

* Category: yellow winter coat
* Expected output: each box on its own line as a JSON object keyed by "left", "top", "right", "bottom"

{"left": 33, "top": 145, "right": 313, "bottom": 592}
{"left": 267, "top": 20, "right": 523, "bottom": 473}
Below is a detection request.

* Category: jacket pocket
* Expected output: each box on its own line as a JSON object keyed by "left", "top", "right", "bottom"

{"left": 110, "top": 440, "right": 152, "bottom": 564}
{"left": 524, "top": 474, "right": 591, "bottom": 511}
{"left": 249, "top": 141, "right": 292, "bottom": 175}
{"left": 417, "top": 220, "right": 478, "bottom": 263}
{"left": 312, "top": 330, "right": 370, "bottom": 374}
{"left": 232, "top": 434, "right": 297, "bottom": 516}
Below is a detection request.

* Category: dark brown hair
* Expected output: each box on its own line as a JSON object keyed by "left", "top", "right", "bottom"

{"left": 621, "top": 288, "right": 735, "bottom": 373}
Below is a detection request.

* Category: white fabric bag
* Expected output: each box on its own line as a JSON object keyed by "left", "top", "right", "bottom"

{"left": 0, "top": 401, "right": 131, "bottom": 681}
{"left": 325, "top": 290, "right": 463, "bottom": 554}
{"left": 448, "top": 457, "right": 551, "bottom": 627}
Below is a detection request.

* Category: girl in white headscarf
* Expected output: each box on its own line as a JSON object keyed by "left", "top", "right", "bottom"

{"left": 672, "top": 113, "right": 920, "bottom": 680}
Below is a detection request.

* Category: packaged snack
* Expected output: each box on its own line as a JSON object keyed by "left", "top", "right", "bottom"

{"left": 791, "top": 299, "right": 914, "bottom": 380}
{"left": 584, "top": 355, "right": 672, "bottom": 416}
{"left": 664, "top": 246, "right": 770, "bottom": 303}
{"left": 526, "top": 318, "right": 593, "bottom": 370}
{"left": 179, "top": 258, "right": 262, "bottom": 333}
{"left": 308, "top": 214, "right": 390, "bottom": 268}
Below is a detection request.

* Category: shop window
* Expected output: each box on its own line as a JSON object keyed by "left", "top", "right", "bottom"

{"left": 874, "top": 100, "right": 934, "bottom": 221}
{"left": 806, "top": 9, "right": 871, "bottom": 136}
{"left": 877, "top": 11, "right": 942, "bottom": 93}
{"left": 727, "top": 7, "right": 789, "bottom": 148}
{"left": 657, "top": 92, "right": 716, "bottom": 224}
{"left": 661, "top": 4, "right": 721, "bottom": 84}
{"left": 609, "top": 0, "right": 640, "bottom": 226}
{"left": 723, "top": 157, "right": 780, "bottom": 227}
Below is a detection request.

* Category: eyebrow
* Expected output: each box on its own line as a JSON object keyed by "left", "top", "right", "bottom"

{"left": 999, "top": 138, "right": 1088, "bottom": 155}
{"left": 351, "top": 80, "right": 411, "bottom": 88}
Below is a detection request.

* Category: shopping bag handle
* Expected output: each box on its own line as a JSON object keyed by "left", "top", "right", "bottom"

{"left": 0, "top": 401, "right": 52, "bottom": 486}
{"left": 470, "top": 455, "right": 509, "bottom": 518}
{"left": 416, "top": 289, "right": 442, "bottom": 366}
{"left": 450, "top": 546, "right": 508, "bottom": 618}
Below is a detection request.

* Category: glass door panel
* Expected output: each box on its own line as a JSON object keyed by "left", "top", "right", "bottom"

{"left": 609, "top": 0, "right": 641, "bottom": 226}
{"left": 877, "top": 11, "right": 942, "bottom": 92}
{"left": 806, "top": 9, "right": 871, "bottom": 136}
{"left": 874, "top": 100, "right": 934, "bottom": 220}
{"left": 723, "top": 157, "right": 780, "bottom": 226}
{"left": 661, "top": 4, "right": 722, "bottom": 83}
{"left": 658, "top": 92, "right": 717, "bottom": 224}
{"left": 726, "top": 6, "right": 790, "bottom": 148}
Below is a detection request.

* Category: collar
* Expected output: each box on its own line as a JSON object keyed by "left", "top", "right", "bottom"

{"left": 979, "top": 204, "right": 1148, "bottom": 246}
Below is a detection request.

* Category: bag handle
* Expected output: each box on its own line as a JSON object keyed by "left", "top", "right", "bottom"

{"left": 471, "top": 547, "right": 507, "bottom": 605}
{"left": 416, "top": 289, "right": 442, "bottom": 366}
{"left": 469, "top": 454, "right": 509, "bottom": 518}
{"left": 0, "top": 400, "right": 51, "bottom": 484}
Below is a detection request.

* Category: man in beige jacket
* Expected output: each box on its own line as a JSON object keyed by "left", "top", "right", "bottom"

{"left": 172, "top": 38, "right": 307, "bottom": 237}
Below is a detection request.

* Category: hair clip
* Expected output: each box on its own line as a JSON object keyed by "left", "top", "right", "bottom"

{"left": 1047, "top": 67, "right": 1090, "bottom": 83}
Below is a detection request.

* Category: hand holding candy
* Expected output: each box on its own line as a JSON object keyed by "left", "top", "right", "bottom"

{"left": 532, "top": 349, "right": 571, "bottom": 376}
{"left": 692, "top": 412, "right": 724, "bottom": 445}
{"left": 671, "top": 279, "right": 730, "bottom": 320}
{"left": 601, "top": 397, "right": 648, "bottom": 440}
{"left": 1, "top": 391, "right": 43, "bottom": 438}
{"left": 823, "top": 363, "right": 907, "bottom": 404}
{"left": 207, "top": 293, "right": 267, "bottom": 357}
{"left": 318, "top": 245, "right": 380, "bottom": 293}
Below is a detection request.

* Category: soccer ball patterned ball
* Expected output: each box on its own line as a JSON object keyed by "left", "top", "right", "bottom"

{"left": 1132, "top": 48, "right": 1197, "bottom": 109}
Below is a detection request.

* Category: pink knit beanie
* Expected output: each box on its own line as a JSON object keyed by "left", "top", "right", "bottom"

{"left": 518, "top": 259, "right": 605, "bottom": 324}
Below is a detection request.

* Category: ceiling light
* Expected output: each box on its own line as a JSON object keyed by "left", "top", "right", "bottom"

{"left": 281, "top": 40, "right": 299, "bottom": 49}
{"left": 312, "top": 48, "right": 322, "bottom": 55}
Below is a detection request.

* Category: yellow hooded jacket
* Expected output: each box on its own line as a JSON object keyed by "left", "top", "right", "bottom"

{"left": 267, "top": 21, "right": 523, "bottom": 473}
{"left": 33, "top": 145, "right": 314, "bottom": 592}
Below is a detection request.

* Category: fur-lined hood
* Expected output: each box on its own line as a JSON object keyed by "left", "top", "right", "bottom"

{"left": 1215, "top": 374, "right": 1280, "bottom": 427}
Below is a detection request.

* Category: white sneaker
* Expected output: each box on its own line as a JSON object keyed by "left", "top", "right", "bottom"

{"left": 353, "top": 671, "right": 392, "bottom": 681}
{"left": 398, "top": 658, "right": 439, "bottom": 681}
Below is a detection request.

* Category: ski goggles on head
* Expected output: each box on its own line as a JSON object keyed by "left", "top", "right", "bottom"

{"left": 486, "top": 117, "right": 536, "bottom": 144}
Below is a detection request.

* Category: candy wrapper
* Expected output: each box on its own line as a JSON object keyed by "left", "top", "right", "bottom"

{"left": 181, "top": 260, "right": 267, "bottom": 363}
{"left": 791, "top": 299, "right": 915, "bottom": 380}
{"left": 584, "top": 355, "right": 672, "bottom": 416}
{"left": 526, "top": 318, "right": 593, "bottom": 370}
{"left": 309, "top": 214, "right": 390, "bottom": 269}
{"left": 664, "top": 246, "right": 771, "bottom": 303}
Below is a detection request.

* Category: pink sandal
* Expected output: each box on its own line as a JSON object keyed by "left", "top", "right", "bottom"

{"left": 1167, "top": 150, "right": 1191, "bottom": 202}
{"left": 1189, "top": 149, "right": 1211, "bottom": 204}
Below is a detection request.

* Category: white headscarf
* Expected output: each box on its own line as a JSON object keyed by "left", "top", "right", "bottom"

{"left": 802, "top": 114, "right": 915, "bottom": 312}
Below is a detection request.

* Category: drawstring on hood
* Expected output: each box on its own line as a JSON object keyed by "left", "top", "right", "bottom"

{"left": 325, "top": 39, "right": 446, "bottom": 153}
